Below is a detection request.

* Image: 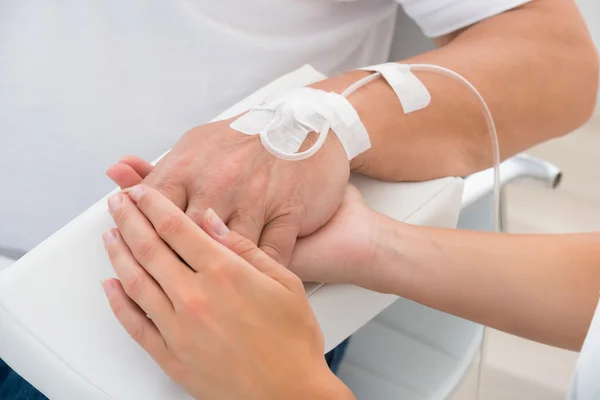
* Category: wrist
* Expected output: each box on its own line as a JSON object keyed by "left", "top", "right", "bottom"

{"left": 370, "top": 214, "right": 436, "bottom": 296}
{"left": 308, "top": 70, "right": 384, "bottom": 172}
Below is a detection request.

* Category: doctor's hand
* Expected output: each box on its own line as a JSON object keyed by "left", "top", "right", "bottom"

{"left": 214, "top": 184, "right": 394, "bottom": 294}
{"left": 106, "top": 118, "right": 349, "bottom": 266}
{"left": 102, "top": 184, "right": 354, "bottom": 400}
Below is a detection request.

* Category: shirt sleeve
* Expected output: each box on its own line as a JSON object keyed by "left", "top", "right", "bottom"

{"left": 396, "top": 0, "right": 533, "bottom": 38}
{"left": 567, "top": 298, "right": 600, "bottom": 399}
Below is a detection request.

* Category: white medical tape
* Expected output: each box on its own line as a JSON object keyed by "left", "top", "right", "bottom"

{"left": 358, "top": 63, "right": 431, "bottom": 114}
{"left": 230, "top": 87, "right": 370, "bottom": 160}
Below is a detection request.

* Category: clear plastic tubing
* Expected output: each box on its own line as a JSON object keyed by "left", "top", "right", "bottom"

{"left": 267, "top": 64, "right": 501, "bottom": 399}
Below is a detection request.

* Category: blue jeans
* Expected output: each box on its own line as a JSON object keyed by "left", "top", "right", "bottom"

{"left": 0, "top": 339, "right": 349, "bottom": 399}
{"left": 0, "top": 360, "right": 47, "bottom": 400}
{"left": 325, "top": 337, "right": 350, "bottom": 374}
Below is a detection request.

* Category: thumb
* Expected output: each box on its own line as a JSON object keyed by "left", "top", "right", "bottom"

{"left": 201, "top": 209, "right": 304, "bottom": 294}
{"left": 142, "top": 160, "right": 188, "bottom": 211}
{"left": 289, "top": 235, "right": 346, "bottom": 284}
{"left": 257, "top": 215, "right": 299, "bottom": 267}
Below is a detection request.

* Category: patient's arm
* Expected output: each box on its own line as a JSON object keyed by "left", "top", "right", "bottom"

{"left": 109, "top": 0, "right": 597, "bottom": 288}
{"left": 311, "top": 0, "right": 598, "bottom": 181}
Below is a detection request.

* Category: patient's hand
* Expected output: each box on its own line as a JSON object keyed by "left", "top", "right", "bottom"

{"left": 106, "top": 118, "right": 349, "bottom": 266}
{"left": 207, "top": 183, "right": 389, "bottom": 292}
{"left": 109, "top": 159, "right": 382, "bottom": 291}
{"left": 102, "top": 184, "right": 353, "bottom": 400}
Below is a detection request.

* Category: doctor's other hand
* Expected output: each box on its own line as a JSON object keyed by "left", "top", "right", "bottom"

{"left": 102, "top": 185, "right": 354, "bottom": 400}
{"left": 209, "top": 184, "right": 398, "bottom": 294}
{"left": 107, "top": 118, "right": 350, "bottom": 266}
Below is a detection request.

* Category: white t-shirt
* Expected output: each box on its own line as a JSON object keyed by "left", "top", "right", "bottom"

{"left": 0, "top": 0, "right": 529, "bottom": 253}
{"left": 568, "top": 299, "right": 600, "bottom": 399}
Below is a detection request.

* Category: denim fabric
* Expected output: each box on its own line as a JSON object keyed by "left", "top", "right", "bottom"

{"left": 325, "top": 337, "right": 351, "bottom": 374}
{"left": 0, "top": 338, "right": 350, "bottom": 399}
{"left": 0, "top": 360, "right": 47, "bottom": 400}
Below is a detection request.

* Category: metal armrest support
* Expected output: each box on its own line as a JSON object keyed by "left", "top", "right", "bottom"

{"left": 462, "top": 154, "right": 561, "bottom": 209}
{"left": 459, "top": 154, "right": 561, "bottom": 232}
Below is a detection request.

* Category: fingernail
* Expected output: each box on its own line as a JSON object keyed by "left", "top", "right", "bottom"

{"left": 205, "top": 208, "right": 228, "bottom": 237}
{"left": 128, "top": 185, "right": 144, "bottom": 202}
{"left": 107, "top": 195, "right": 123, "bottom": 214}
{"left": 102, "top": 229, "right": 118, "bottom": 246}
{"left": 101, "top": 279, "right": 117, "bottom": 297}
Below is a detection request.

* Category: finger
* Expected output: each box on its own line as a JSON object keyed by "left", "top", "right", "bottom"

{"left": 106, "top": 163, "right": 144, "bottom": 189}
{"left": 142, "top": 158, "right": 188, "bottom": 211}
{"left": 258, "top": 215, "right": 299, "bottom": 267}
{"left": 202, "top": 209, "right": 304, "bottom": 294}
{"left": 184, "top": 201, "right": 210, "bottom": 227}
{"left": 107, "top": 193, "right": 194, "bottom": 298}
{"left": 119, "top": 155, "right": 154, "bottom": 178}
{"left": 226, "top": 210, "right": 262, "bottom": 245}
{"left": 102, "top": 278, "right": 171, "bottom": 366}
{"left": 102, "top": 228, "right": 176, "bottom": 331}
{"left": 125, "top": 185, "right": 221, "bottom": 272}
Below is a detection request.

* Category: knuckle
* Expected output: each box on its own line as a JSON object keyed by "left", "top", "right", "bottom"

{"left": 112, "top": 206, "right": 130, "bottom": 225}
{"left": 277, "top": 197, "right": 306, "bottom": 219}
{"left": 205, "top": 260, "right": 235, "bottom": 283}
{"left": 104, "top": 237, "right": 119, "bottom": 257}
{"left": 132, "top": 187, "right": 150, "bottom": 206}
{"left": 168, "top": 152, "right": 194, "bottom": 170}
{"left": 215, "top": 159, "right": 244, "bottom": 185}
{"left": 179, "top": 293, "right": 207, "bottom": 317}
{"left": 152, "top": 178, "right": 183, "bottom": 197}
{"left": 124, "top": 271, "right": 146, "bottom": 299}
{"left": 134, "top": 237, "right": 158, "bottom": 263}
{"left": 228, "top": 236, "right": 258, "bottom": 260}
{"left": 155, "top": 213, "right": 185, "bottom": 237}
{"left": 259, "top": 240, "right": 283, "bottom": 260}
{"left": 110, "top": 298, "right": 125, "bottom": 317}
{"left": 228, "top": 210, "right": 262, "bottom": 241}
{"left": 185, "top": 206, "right": 207, "bottom": 226}
{"left": 185, "top": 190, "right": 212, "bottom": 226}
{"left": 128, "top": 322, "right": 146, "bottom": 344}
{"left": 286, "top": 274, "right": 305, "bottom": 294}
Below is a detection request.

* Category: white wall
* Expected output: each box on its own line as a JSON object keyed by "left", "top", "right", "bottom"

{"left": 576, "top": 0, "right": 600, "bottom": 115}
{"left": 388, "top": 10, "right": 434, "bottom": 61}
{"left": 577, "top": 0, "right": 600, "bottom": 49}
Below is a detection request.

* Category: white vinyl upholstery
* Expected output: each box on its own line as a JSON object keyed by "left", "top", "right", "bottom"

{"left": 0, "top": 65, "right": 464, "bottom": 400}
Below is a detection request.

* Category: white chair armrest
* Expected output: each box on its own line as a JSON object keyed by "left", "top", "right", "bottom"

{"left": 0, "top": 66, "right": 464, "bottom": 400}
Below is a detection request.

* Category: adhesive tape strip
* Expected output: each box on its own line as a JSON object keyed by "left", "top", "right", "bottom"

{"left": 230, "top": 87, "right": 370, "bottom": 160}
{"left": 358, "top": 63, "right": 431, "bottom": 114}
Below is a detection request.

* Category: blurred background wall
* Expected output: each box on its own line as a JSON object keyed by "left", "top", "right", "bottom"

{"left": 577, "top": 0, "right": 600, "bottom": 114}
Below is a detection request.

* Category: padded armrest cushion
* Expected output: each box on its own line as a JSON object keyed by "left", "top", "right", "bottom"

{"left": 0, "top": 65, "right": 463, "bottom": 400}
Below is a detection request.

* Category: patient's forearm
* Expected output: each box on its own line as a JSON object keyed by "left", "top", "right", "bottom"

{"left": 375, "top": 218, "right": 600, "bottom": 351}
{"left": 313, "top": 0, "right": 598, "bottom": 181}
